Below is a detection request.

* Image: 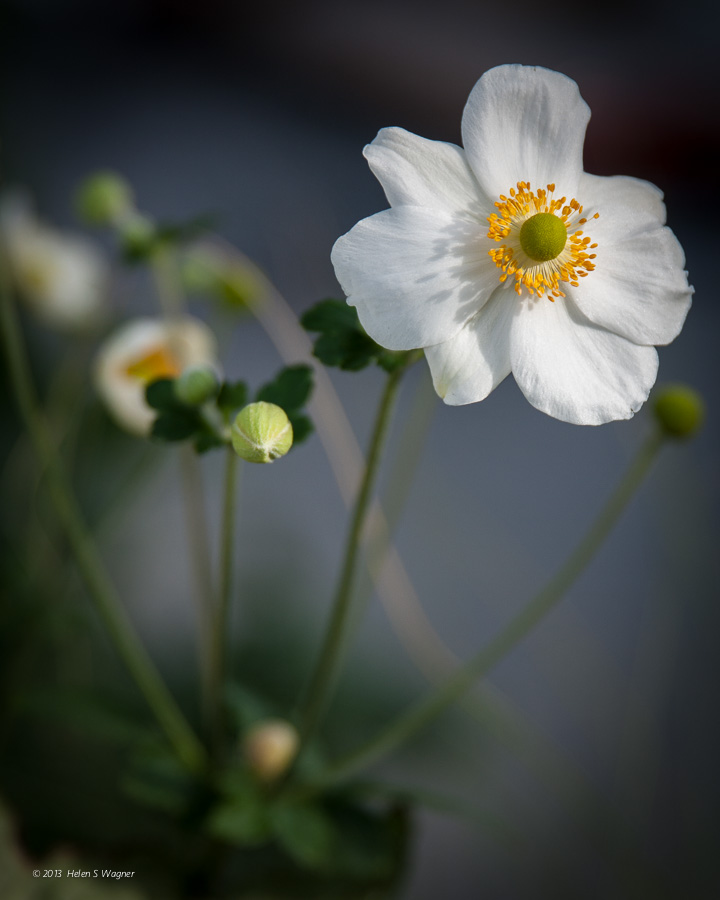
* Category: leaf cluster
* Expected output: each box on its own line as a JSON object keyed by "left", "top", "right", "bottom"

{"left": 301, "top": 299, "right": 410, "bottom": 373}
{"left": 146, "top": 378, "right": 224, "bottom": 453}
{"left": 121, "top": 214, "right": 218, "bottom": 264}
{"left": 146, "top": 364, "right": 314, "bottom": 454}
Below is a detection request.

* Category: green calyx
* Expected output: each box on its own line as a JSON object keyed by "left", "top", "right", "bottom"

{"left": 519, "top": 213, "right": 567, "bottom": 262}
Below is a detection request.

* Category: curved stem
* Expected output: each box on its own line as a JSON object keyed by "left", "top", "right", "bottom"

{"left": 208, "top": 446, "right": 239, "bottom": 755}
{"left": 321, "top": 429, "right": 665, "bottom": 784}
{"left": 296, "top": 365, "right": 407, "bottom": 745}
{"left": 0, "top": 253, "right": 206, "bottom": 773}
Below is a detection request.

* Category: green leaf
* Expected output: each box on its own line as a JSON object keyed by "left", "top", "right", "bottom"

{"left": 146, "top": 378, "right": 184, "bottom": 411}
{"left": 326, "top": 800, "right": 410, "bottom": 881}
{"left": 206, "top": 799, "right": 271, "bottom": 846}
{"left": 123, "top": 744, "right": 201, "bottom": 816}
{"left": 151, "top": 410, "right": 202, "bottom": 442}
{"left": 287, "top": 412, "right": 313, "bottom": 446}
{"left": 270, "top": 801, "right": 335, "bottom": 872}
{"left": 302, "top": 299, "right": 417, "bottom": 373}
{"left": 194, "top": 429, "right": 225, "bottom": 454}
{"left": 255, "top": 365, "right": 314, "bottom": 448}
{"left": 256, "top": 364, "right": 313, "bottom": 412}
{"left": 301, "top": 299, "right": 381, "bottom": 371}
{"left": 217, "top": 379, "right": 249, "bottom": 416}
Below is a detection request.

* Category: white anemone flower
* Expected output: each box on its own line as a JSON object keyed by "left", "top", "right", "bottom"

{"left": 94, "top": 316, "right": 219, "bottom": 435}
{"left": 0, "top": 192, "right": 108, "bottom": 332}
{"left": 331, "top": 65, "right": 693, "bottom": 425}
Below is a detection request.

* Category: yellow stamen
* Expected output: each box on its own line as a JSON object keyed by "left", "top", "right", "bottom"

{"left": 487, "top": 181, "right": 598, "bottom": 301}
{"left": 125, "top": 345, "right": 182, "bottom": 382}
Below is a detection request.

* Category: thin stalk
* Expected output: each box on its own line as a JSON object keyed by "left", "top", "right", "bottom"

{"left": 179, "top": 447, "right": 215, "bottom": 726}
{"left": 208, "top": 446, "right": 239, "bottom": 754}
{"left": 321, "top": 429, "right": 665, "bottom": 784}
{"left": 296, "top": 365, "right": 407, "bottom": 745}
{"left": 150, "top": 249, "right": 217, "bottom": 733}
{"left": 0, "top": 253, "right": 206, "bottom": 772}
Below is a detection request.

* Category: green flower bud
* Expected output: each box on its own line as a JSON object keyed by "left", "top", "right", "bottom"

{"left": 231, "top": 401, "right": 293, "bottom": 463}
{"left": 243, "top": 719, "right": 299, "bottom": 782}
{"left": 174, "top": 366, "right": 219, "bottom": 406}
{"left": 654, "top": 385, "right": 704, "bottom": 439}
{"left": 75, "top": 171, "right": 134, "bottom": 226}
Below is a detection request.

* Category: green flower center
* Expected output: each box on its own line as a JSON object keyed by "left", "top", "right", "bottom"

{"left": 519, "top": 213, "right": 567, "bottom": 262}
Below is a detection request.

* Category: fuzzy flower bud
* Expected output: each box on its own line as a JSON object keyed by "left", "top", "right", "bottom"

{"left": 654, "top": 385, "right": 704, "bottom": 439}
{"left": 231, "top": 401, "right": 293, "bottom": 463}
{"left": 243, "top": 719, "right": 299, "bottom": 782}
{"left": 75, "top": 172, "right": 134, "bottom": 226}
{"left": 174, "top": 365, "right": 219, "bottom": 406}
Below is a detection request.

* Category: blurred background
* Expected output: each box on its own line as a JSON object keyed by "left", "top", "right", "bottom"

{"left": 1, "top": 0, "right": 718, "bottom": 897}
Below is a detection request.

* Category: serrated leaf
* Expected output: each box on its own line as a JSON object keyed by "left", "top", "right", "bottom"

{"left": 313, "top": 328, "right": 378, "bottom": 371}
{"left": 217, "top": 379, "right": 249, "bottom": 415}
{"left": 194, "top": 429, "right": 225, "bottom": 454}
{"left": 287, "top": 412, "right": 313, "bottom": 446}
{"left": 270, "top": 802, "right": 335, "bottom": 872}
{"left": 256, "top": 365, "right": 313, "bottom": 412}
{"left": 301, "top": 299, "right": 382, "bottom": 371}
{"left": 146, "top": 378, "right": 184, "bottom": 411}
{"left": 151, "top": 410, "right": 202, "bottom": 442}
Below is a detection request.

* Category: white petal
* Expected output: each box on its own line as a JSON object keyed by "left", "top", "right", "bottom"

{"left": 331, "top": 206, "right": 497, "bottom": 350}
{"left": 578, "top": 173, "right": 667, "bottom": 239}
{"left": 364, "top": 127, "right": 491, "bottom": 220}
{"left": 461, "top": 65, "right": 590, "bottom": 201}
{"left": 425, "top": 288, "right": 514, "bottom": 404}
{"left": 569, "top": 224, "right": 692, "bottom": 347}
{"left": 510, "top": 295, "right": 659, "bottom": 425}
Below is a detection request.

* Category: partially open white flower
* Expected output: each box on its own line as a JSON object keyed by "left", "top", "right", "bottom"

{"left": 331, "top": 65, "right": 693, "bottom": 425}
{"left": 0, "top": 192, "right": 108, "bottom": 332}
{"left": 94, "top": 316, "right": 218, "bottom": 435}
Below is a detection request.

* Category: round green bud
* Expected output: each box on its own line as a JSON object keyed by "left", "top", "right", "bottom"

{"left": 174, "top": 366, "right": 219, "bottom": 406}
{"left": 243, "top": 719, "right": 299, "bottom": 782}
{"left": 75, "top": 171, "right": 134, "bottom": 226}
{"left": 520, "top": 212, "right": 567, "bottom": 261}
{"left": 231, "top": 402, "right": 293, "bottom": 463}
{"left": 654, "top": 385, "right": 705, "bottom": 439}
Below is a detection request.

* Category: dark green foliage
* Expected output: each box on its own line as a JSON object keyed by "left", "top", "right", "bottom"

{"left": 146, "top": 378, "right": 224, "bottom": 452}
{"left": 301, "top": 299, "right": 410, "bottom": 372}
{"left": 256, "top": 365, "right": 314, "bottom": 447}
{"left": 217, "top": 380, "right": 249, "bottom": 417}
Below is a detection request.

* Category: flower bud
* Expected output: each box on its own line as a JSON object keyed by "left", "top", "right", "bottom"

{"left": 231, "top": 401, "right": 293, "bottom": 463}
{"left": 174, "top": 366, "right": 219, "bottom": 406}
{"left": 654, "top": 385, "right": 704, "bottom": 439}
{"left": 243, "top": 719, "right": 299, "bottom": 782}
{"left": 75, "top": 172, "right": 134, "bottom": 226}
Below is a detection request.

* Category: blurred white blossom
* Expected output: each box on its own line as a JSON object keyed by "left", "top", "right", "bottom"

{"left": 1, "top": 191, "right": 108, "bottom": 332}
{"left": 94, "top": 316, "right": 218, "bottom": 435}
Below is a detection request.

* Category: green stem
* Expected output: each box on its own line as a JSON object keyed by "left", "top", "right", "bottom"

{"left": 297, "top": 365, "right": 407, "bottom": 745}
{"left": 0, "top": 253, "right": 207, "bottom": 773}
{"left": 208, "top": 446, "right": 239, "bottom": 754}
{"left": 179, "top": 447, "right": 216, "bottom": 728}
{"left": 321, "top": 429, "right": 665, "bottom": 784}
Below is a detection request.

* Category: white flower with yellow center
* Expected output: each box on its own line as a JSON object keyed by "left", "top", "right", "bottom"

{"left": 94, "top": 316, "right": 219, "bottom": 435}
{"left": 331, "top": 65, "right": 693, "bottom": 425}
{"left": 0, "top": 192, "right": 108, "bottom": 332}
